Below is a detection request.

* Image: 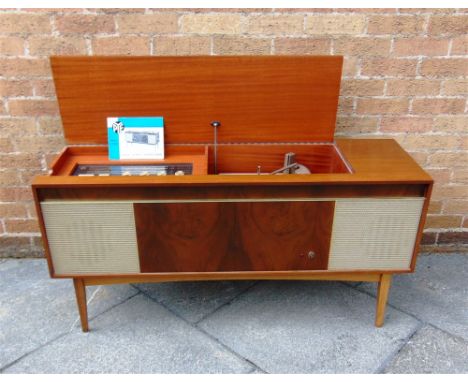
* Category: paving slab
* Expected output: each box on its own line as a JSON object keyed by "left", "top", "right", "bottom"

{"left": 198, "top": 281, "right": 420, "bottom": 373}
{"left": 384, "top": 325, "right": 468, "bottom": 373}
{"left": 134, "top": 281, "right": 256, "bottom": 323}
{"left": 0, "top": 259, "right": 139, "bottom": 370}
{"left": 357, "top": 254, "right": 468, "bottom": 340}
{"left": 4, "top": 294, "right": 253, "bottom": 373}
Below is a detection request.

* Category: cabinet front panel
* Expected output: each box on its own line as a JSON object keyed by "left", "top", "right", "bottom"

{"left": 41, "top": 197, "right": 424, "bottom": 276}
{"left": 134, "top": 201, "right": 334, "bottom": 272}
{"left": 328, "top": 198, "right": 424, "bottom": 270}
{"left": 41, "top": 202, "right": 140, "bottom": 275}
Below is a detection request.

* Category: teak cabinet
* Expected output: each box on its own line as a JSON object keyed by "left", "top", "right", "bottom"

{"left": 32, "top": 56, "right": 432, "bottom": 332}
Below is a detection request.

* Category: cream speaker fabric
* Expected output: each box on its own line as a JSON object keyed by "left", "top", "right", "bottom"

{"left": 41, "top": 201, "right": 140, "bottom": 275}
{"left": 328, "top": 198, "right": 424, "bottom": 270}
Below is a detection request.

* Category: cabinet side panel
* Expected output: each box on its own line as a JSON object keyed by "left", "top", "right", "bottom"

{"left": 41, "top": 202, "right": 140, "bottom": 275}
{"left": 328, "top": 198, "right": 424, "bottom": 270}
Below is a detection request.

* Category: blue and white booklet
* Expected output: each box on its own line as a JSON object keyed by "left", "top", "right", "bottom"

{"left": 107, "top": 116, "right": 164, "bottom": 160}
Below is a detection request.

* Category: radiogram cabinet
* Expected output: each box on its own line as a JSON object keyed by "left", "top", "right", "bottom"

{"left": 32, "top": 56, "right": 432, "bottom": 331}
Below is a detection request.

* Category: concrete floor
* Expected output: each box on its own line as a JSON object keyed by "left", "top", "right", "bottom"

{"left": 0, "top": 254, "right": 467, "bottom": 373}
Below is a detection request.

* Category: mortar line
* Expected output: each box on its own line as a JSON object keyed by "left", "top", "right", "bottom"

{"left": 132, "top": 283, "right": 267, "bottom": 374}
{"left": 0, "top": 291, "right": 141, "bottom": 373}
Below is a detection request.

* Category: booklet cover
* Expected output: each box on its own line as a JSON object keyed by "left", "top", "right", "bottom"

{"left": 107, "top": 117, "right": 164, "bottom": 160}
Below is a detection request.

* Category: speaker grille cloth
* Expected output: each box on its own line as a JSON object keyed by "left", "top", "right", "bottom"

{"left": 41, "top": 202, "right": 139, "bottom": 275}
{"left": 328, "top": 198, "right": 424, "bottom": 270}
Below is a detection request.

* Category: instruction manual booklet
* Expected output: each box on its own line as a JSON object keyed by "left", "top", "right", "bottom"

{"left": 107, "top": 117, "right": 164, "bottom": 160}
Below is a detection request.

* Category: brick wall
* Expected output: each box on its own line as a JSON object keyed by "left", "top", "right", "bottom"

{"left": 0, "top": 8, "right": 467, "bottom": 257}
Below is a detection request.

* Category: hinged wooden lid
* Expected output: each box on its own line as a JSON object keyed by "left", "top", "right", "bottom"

{"left": 51, "top": 56, "right": 343, "bottom": 145}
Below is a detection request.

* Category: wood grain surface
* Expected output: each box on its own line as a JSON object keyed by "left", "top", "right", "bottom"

{"left": 134, "top": 201, "right": 334, "bottom": 272}
{"left": 51, "top": 56, "right": 343, "bottom": 145}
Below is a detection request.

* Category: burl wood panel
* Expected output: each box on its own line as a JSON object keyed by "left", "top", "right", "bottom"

{"left": 134, "top": 201, "right": 334, "bottom": 273}
{"left": 50, "top": 56, "right": 343, "bottom": 145}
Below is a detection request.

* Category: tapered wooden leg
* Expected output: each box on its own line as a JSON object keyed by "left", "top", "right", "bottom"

{"left": 73, "top": 278, "right": 89, "bottom": 332}
{"left": 375, "top": 274, "right": 392, "bottom": 327}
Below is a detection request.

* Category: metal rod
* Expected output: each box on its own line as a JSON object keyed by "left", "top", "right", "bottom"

{"left": 211, "top": 121, "right": 221, "bottom": 174}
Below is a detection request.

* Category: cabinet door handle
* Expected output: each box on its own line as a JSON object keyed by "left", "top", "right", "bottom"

{"left": 308, "top": 251, "right": 316, "bottom": 260}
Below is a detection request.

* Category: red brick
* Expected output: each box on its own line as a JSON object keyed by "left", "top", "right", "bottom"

{"left": 399, "top": 9, "right": 456, "bottom": 14}
{"left": 56, "top": 14, "right": 115, "bottom": 34}
{"left": 116, "top": 13, "right": 178, "bottom": 34}
{"left": 32, "top": 80, "right": 56, "bottom": 97}
{"left": 433, "top": 184, "right": 468, "bottom": 199}
{"left": 402, "top": 135, "right": 461, "bottom": 151}
{"left": 342, "top": 57, "right": 359, "bottom": 77}
{"left": 412, "top": 98, "right": 465, "bottom": 115}
{"left": 0, "top": 203, "right": 28, "bottom": 218}
{"left": 335, "top": 116, "right": 379, "bottom": 135}
{"left": 380, "top": 117, "right": 434, "bottom": 133}
{"left": 356, "top": 98, "right": 409, "bottom": 115}
{"left": 453, "top": 170, "right": 468, "bottom": 183}
{"left": 451, "top": 35, "right": 467, "bottom": 55}
{"left": 0, "top": 236, "right": 35, "bottom": 257}
{"left": 248, "top": 14, "right": 304, "bottom": 35}
{"left": 434, "top": 116, "right": 468, "bottom": 132}
{"left": 425, "top": 215, "right": 463, "bottom": 229}
{"left": 9, "top": 99, "right": 59, "bottom": 117}
{"left": 15, "top": 136, "right": 65, "bottom": 154}
{"left": 0, "top": 187, "right": 33, "bottom": 202}
{"left": 275, "top": 8, "right": 334, "bottom": 13}
{"left": 28, "top": 36, "right": 87, "bottom": 56}
{"left": 428, "top": 15, "right": 468, "bottom": 35}
{"left": 441, "top": 79, "right": 467, "bottom": 95}
{"left": 386, "top": 79, "right": 440, "bottom": 96}
{"left": 0, "top": 137, "right": 14, "bottom": 153}
{"left": 0, "top": 80, "right": 33, "bottom": 97}
{"left": 5, "top": 219, "right": 39, "bottom": 234}
{"left": 93, "top": 8, "right": 147, "bottom": 14}
{"left": 154, "top": 36, "right": 211, "bottom": 55}
{"left": 407, "top": 151, "right": 428, "bottom": 167}
{"left": 0, "top": 153, "right": 42, "bottom": 169}
{"left": 162, "top": 8, "right": 272, "bottom": 13}
{"left": 20, "top": 8, "right": 85, "bottom": 13}
{"left": 0, "top": 36, "right": 24, "bottom": 56}
{"left": 340, "top": 79, "right": 385, "bottom": 96}
{"left": 421, "top": 232, "right": 437, "bottom": 245}
{"left": 181, "top": 13, "right": 245, "bottom": 34}
{"left": 368, "top": 15, "right": 425, "bottom": 35}
{"left": 420, "top": 58, "right": 468, "bottom": 77}
{"left": 274, "top": 38, "right": 331, "bottom": 55}
{"left": 393, "top": 37, "right": 450, "bottom": 57}
{"left": 0, "top": 13, "right": 51, "bottom": 34}
{"left": 337, "top": 97, "right": 354, "bottom": 114}
{"left": 0, "top": 118, "right": 36, "bottom": 137}
{"left": 429, "top": 152, "right": 468, "bottom": 167}
{"left": 305, "top": 15, "right": 366, "bottom": 35}
{"left": 444, "top": 200, "right": 468, "bottom": 214}
{"left": 428, "top": 200, "right": 443, "bottom": 214}
{"left": 361, "top": 58, "right": 418, "bottom": 77}
{"left": 37, "top": 117, "right": 63, "bottom": 136}
{"left": 334, "top": 37, "right": 391, "bottom": 56}
{"left": 92, "top": 37, "right": 150, "bottom": 55}
{"left": 438, "top": 231, "right": 468, "bottom": 245}
{"left": 0, "top": 58, "right": 50, "bottom": 78}
{"left": 213, "top": 37, "right": 271, "bottom": 55}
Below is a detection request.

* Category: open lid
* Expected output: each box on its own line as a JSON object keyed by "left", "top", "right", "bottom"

{"left": 51, "top": 56, "right": 343, "bottom": 145}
